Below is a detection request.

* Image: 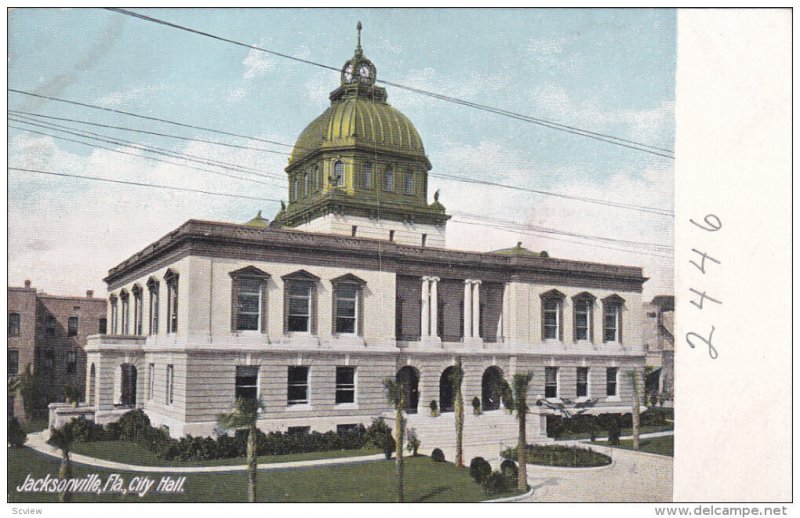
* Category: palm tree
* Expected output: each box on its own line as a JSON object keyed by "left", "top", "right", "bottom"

{"left": 383, "top": 377, "right": 406, "bottom": 503}
{"left": 217, "top": 397, "right": 262, "bottom": 502}
{"left": 47, "top": 424, "right": 77, "bottom": 502}
{"left": 450, "top": 356, "right": 465, "bottom": 467}
{"left": 631, "top": 368, "right": 642, "bottom": 450}
{"left": 512, "top": 371, "right": 533, "bottom": 492}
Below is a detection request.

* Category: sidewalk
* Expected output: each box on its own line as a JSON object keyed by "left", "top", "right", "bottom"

{"left": 26, "top": 431, "right": 385, "bottom": 474}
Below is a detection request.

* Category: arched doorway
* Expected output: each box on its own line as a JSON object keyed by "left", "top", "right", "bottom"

{"left": 88, "top": 364, "right": 96, "bottom": 405}
{"left": 120, "top": 364, "right": 137, "bottom": 407}
{"left": 396, "top": 366, "right": 420, "bottom": 414}
{"left": 439, "top": 367, "right": 456, "bottom": 413}
{"left": 482, "top": 366, "right": 504, "bottom": 411}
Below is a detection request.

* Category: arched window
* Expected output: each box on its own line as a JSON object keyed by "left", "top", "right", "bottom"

{"left": 540, "top": 289, "right": 565, "bottom": 341}
{"left": 331, "top": 274, "right": 366, "bottom": 336}
{"left": 404, "top": 171, "right": 414, "bottom": 194}
{"left": 384, "top": 168, "right": 394, "bottom": 191}
{"left": 291, "top": 177, "right": 299, "bottom": 201}
{"left": 333, "top": 161, "right": 345, "bottom": 187}
{"left": 602, "top": 295, "right": 625, "bottom": 343}
{"left": 229, "top": 266, "right": 271, "bottom": 333}
{"left": 572, "top": 292, "right": 596, "bottom": 342}
{"left": 303, "top": 173, "right": 309, "bottom": 197}
{"left": 362, "top": 162, "right": 373, "bottom": 189}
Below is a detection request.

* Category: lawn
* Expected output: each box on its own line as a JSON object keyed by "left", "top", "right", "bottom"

{"left": 8, "top": 447, "right": 522, "bottom": 502}
{"left": 22, "top": 417, "right": 49, "bottom": 434}
{"left": 613, "top": 435, "right": 673, "bottom": 457}
{"left": 71, "top": 440, "right": 382, "bottom": 467}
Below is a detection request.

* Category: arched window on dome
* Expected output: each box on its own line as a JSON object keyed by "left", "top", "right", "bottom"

{"left": 303, "top": 173, "right": 309, "bottom": 197}
{"left": 404, "top": 171, "right": 414, "bottom": 195}
{"left": 362, "top": 162, "right": 373, "bottom": 189}
{"left": 333, "top": 161, "right": 345, "bottom": 187}
{"left": 291, "top": 176, "right": 298, "bottom": 202}
{"left": 384, "top": 168, "right": 394, "bottom": 192}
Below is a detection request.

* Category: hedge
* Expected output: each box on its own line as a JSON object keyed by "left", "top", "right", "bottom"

{"left": 61, "top": 410, "right": 371, "bottom": 462}
{"left": 502, "top": 444, "right": 611, "bottom": 468}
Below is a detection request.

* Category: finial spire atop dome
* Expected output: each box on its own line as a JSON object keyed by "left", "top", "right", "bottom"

{"left": 356, "top": 21, "right": 363, "bottom": 57}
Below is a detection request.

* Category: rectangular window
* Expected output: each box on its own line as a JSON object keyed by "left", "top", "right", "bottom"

{"left": 41, "top": 349, "right": 54, "bottom": 372}
{"left": 404, "top": 172, "right": 414, "bottom": 194}
{"left": 545, "top": 367, "right": 559, "bottom": 398}
{"left": 335, "top": 367, "right": 356, "bottom": 404}
{"left": 334, "top": 284, "right": 358, "bottom": 334}
{"left": 167, "top": 278, "right": 179, "bottom": 334}
{"left": 604, "top": 304, "right": 620, "bottom": 342}
{"left": 149, "top": 283, "right": 159, "bottom": 335}
{"left": 68, "top": 316, "right": 79, "bottom": 337}
{"left": 351, "top": 225, "right": 357, "bottom": 237}
{"left": 8, "top": 350, "right": 19, "bottom": 375}
{"left": 389, "top": 230, "right": 395, "bottom": 241}
{"left": 110, "top": 299, "right": 118, "bottom": 334}
{"left": 121, "top": 295, "right": 130, "bottom": 335}
{"left": 606, "top": 367, "right": 618, "bottom": 397}
{"left": 235, "top": 366, "right": 259, "bottom": 401}
{"left": 287, "top": 366, "right": 309, "bottom": 405}
{"left": 288, "top": 426, "right": 310, "bottom": 435}
{"left": 287, "top": 283, "right": 312, "bottom": 333}
{"left": 421, "top": 234, "right": 427, "bottom": 247}
{"left": 236, "top": 278, "right": 262, "bottom": 331}
{"left": 8, "top": 313, "right": 20, "bottom": 337}
{"left": 133, "top": 291, "right": 143, "bottom": 335}
{"left": 148, "top": 363, "right": 155, "bottom": 401}
{"left": 543, "top": 300, "right": 559, "bottom": 340}
{"left": 576, "top": 367, "right": 589, "bottom": 398}
{"left": 575, "top": 300, "right": 590, "bottom": 341}
{"left": 99, "top": 318, "right": 107, "bottom": 335}
{"left": 45, "top": 315, "right": 57, "bottom": 336}
{"left": 337, "top": 424, "right": 359, "bottom": 435}
{"left": 166, "top": 365, "right": 174, "bottom": 405}
{"left": 66, "top": 351, "right": 77, "bottom": 374}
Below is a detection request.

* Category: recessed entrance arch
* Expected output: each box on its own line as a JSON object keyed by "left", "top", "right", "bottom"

{"left": 439, "top": 366, "right": 456, "bottom": 413}
{"left": 395, "top": 366, "right": 420, "bottom": 414}
{"left": 481, "top": 366, "right": 504, "bottom": 411}
{"left": 120, "top": 363, "right": 137, "bottom": 407}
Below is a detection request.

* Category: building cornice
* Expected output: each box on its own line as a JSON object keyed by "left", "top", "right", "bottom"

{"left": 104, "top": 219, "right": 647, "bottom": 292}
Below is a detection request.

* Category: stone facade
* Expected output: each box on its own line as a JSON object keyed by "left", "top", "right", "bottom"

{"left": 8, "top": 281, "right": 106, "bottom": 419}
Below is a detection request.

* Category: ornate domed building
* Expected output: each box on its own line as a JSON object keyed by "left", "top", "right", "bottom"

{"left": 75, "top": 24, "right": 647, "bottom": 462}
{"left": 275, "top": 23, "right": 448, "bottom": 246}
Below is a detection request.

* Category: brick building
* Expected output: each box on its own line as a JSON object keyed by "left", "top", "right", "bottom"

{"left": 7, "top": 280, "right": 107, "bottom": 419}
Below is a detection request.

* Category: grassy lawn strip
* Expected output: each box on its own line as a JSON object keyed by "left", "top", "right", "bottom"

{"left": 22, "top": 418, "right": 49, "bottom": 434}
{"left": 9, "top": 447, "right": 522, "bottom": 503}
{"left": 71, "top": 440, "right": 382, "bottom": 467}
{"left": 612, "top": 435, "right": 673, "bottom": 457}
{"left": 555, "top": 424, "right": 673, "bottom": 441}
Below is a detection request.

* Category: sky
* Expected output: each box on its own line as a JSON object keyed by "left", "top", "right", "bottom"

{"left": 7, "top": 8, "right": 675, "bottom": 300}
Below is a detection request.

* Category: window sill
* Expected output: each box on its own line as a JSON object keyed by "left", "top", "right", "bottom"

{"left": 575, "top": 396, "right": 592, "bottom": 403}
{"left": 334, "top": 403, "right": 359, "bottom": 410}
{"left": 605, "top": 396, "right": 621, "bottom": 402}
{"left": 287, "top": 404, "right": 313, "bottom": 411}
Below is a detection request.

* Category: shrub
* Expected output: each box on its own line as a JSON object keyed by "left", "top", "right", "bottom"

{"left": 469, "top": 456, "right": 492, "bottom": 484}
{"left": 482, "top": 470, "right": 512, "bottom": 496}
{"left": 64, "top": 416, "right": 107, "bottom": 442}
{"left": 431, "top": 448, "right": 445, "bottom": 462}
{"left": 501, "top": 382, "right": 514, "bottom": 412}
{"left": 64, "top": 385, "right": 82, "bottom": 404}
{"left": 19, "top": 365, "right": 52, "bottom": 418}
{"left": 500, "top": 459, "right": 518, "bottom": 485}
{"left": 116, "top": 409, "right": 152, "bottom": 442}
{"left": 366, "top": 418, "right": 395, "bottom": 460}
{"left": 406, "top": 428, "right": 421, "bottom": 456}
{"left": 8, "top": 417, "right": 27, "bottom": 447}
{"left": 429, "top": 400, "right": 438, "bottom": 416}
{"left": 472, "top": 397, "right": 481, "bottom": 412}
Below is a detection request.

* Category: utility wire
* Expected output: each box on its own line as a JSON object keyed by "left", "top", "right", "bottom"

{"left": 8, "top": 167, "right": 281, "bottom": 203}
{"left": 9, "top": 109, "right": 292, "bottom": 156}
{"left": 8, "top": 124, "right": 275, "bottom": 187}
{"left": 8, "top": 93, "right": 673, "bottom": 217}
{"left": 105, "top": 8, "right": 674, "bottom": 159}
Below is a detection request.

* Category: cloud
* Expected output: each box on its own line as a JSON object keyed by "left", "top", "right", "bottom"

{"left": 95, "top": 84, "right": 168, "bottom": 108}
{"left": 242, "top": 39, "right": 276, "bottom": 80}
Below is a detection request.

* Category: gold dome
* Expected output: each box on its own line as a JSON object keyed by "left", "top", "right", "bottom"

{"left": 289, "top": 95, "right": 426, "bottom": 164}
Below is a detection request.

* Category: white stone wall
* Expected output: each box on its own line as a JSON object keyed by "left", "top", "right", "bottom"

{"left": 294, "top": 213, "right": 446, "bottom": 248}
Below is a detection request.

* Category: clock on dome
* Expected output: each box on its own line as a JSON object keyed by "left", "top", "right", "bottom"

{"left": 340, "top": 22, "right": 377, "bottom": 86}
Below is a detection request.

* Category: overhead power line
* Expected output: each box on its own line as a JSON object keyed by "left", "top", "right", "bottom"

{"left": 105, "top": 8, "right": 674, "bottom": 159}
{"left": 8, "top": 167, "right": 282, "bottom": 203}
{"left": 7, "top": 92, "right": 673, "bottom": 217}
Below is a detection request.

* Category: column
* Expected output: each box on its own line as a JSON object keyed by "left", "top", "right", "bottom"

{"left": 430, "top": 277, "right": 439, "bottom": 338}
{"left": 463, "top": 280, "right": 473, "bottom": 339}
{"left": 421, "top": 277, "right": 430, "bottom": 338}
{"left": 472, "top": 281, "right": 482, "bottom": 338}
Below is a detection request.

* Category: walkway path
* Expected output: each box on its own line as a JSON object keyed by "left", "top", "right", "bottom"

{"left": 26, "top": 431, "right": 385, "bottom": 474}
{"left": 520, "top": 440, "right": 673, "bottom": 502}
